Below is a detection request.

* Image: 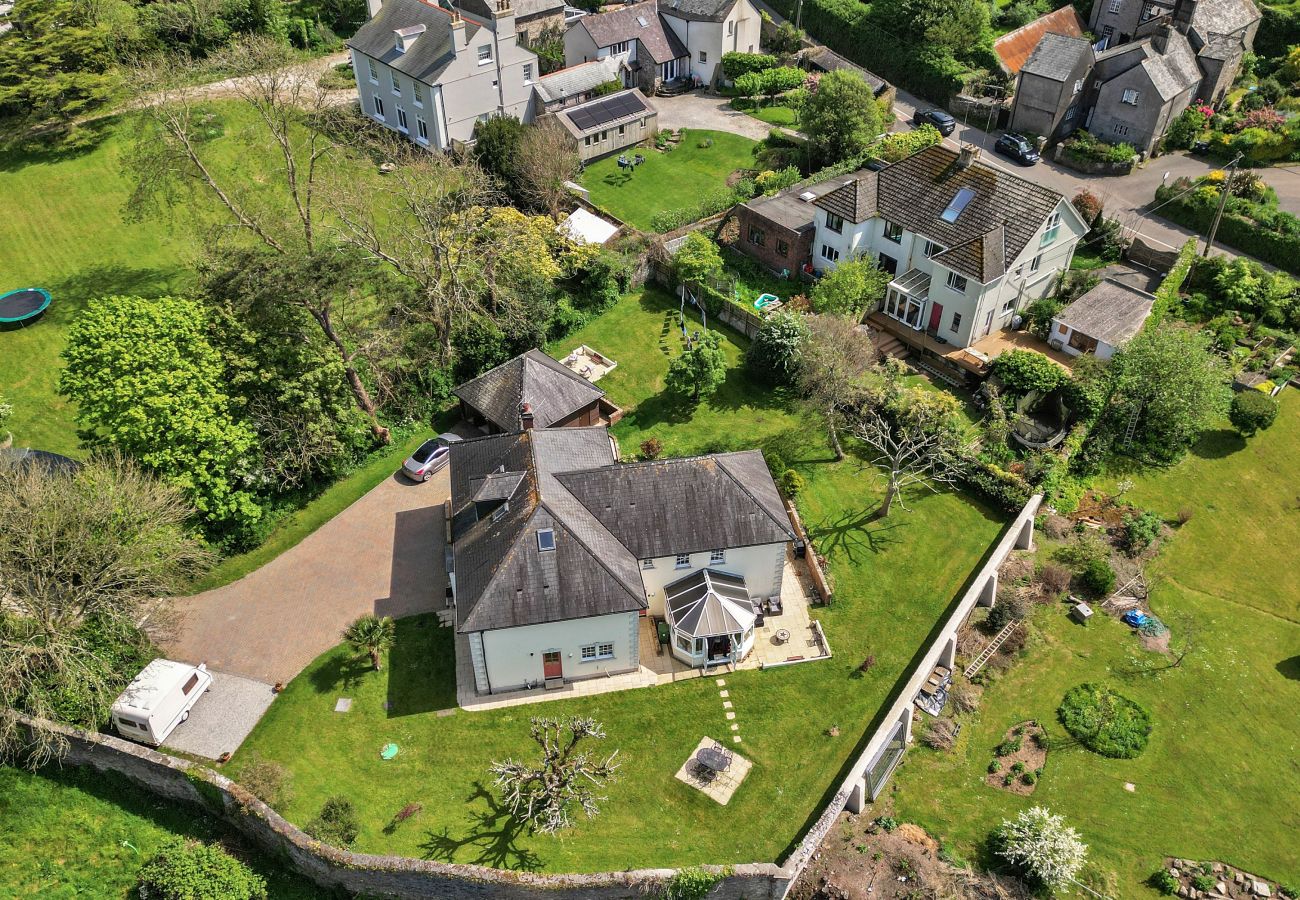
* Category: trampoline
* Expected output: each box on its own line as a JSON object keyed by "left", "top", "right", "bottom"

{"left": 0, "top": 288, "right": 52, "bottom": 326}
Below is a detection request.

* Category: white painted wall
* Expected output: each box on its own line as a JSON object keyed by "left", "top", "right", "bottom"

{"left": 1048, "top": 319, "right": 1119, "bottom": 360}
{"left": 563, "top": 22, "right": 601, "bottom": 66}
{"left": 478, "top": 612, "right": 640, "bottom": 692}
{"left": 637, "top": 542, "right": 786, "bottom": 616}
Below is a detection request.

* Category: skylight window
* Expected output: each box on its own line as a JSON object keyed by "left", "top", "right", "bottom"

{"left": 537, "top": 529, "right": 556, "bottom": 552}
{"left": 636, "top": 15, "right": 648, "bottom": 26}
{"left": 940, "top": 188, "right": 976, "bottom": 224}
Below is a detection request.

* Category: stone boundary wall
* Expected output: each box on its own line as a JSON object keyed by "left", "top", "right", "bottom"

{"left": 21, "top": 717, "right": 790, "bottom": 900}
{"left": 1051, "top": 144, "right": 1136, "bottom": 176}
{"left": 18, "top": 497, "right": 1040, "bottom": 900}
{"left": 770, "top": 493, "right": 1043, "bottom": 881}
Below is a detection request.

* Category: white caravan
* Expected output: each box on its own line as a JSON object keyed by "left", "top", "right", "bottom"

{"left": 111, "top": 659, "right": 212, "bottom": 746}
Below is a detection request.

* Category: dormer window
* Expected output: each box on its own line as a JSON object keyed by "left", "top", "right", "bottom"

{"left": 537, "top": 529, "right": 556, "bottom": 552}
{"left": 491, "top": 502, "right": 508, "bottom": 522}
{"left": 478, "top": 44, "right": 493, "bottom": 64}
{"left": 394, "top": 24, "right": 426, "bottom": 54}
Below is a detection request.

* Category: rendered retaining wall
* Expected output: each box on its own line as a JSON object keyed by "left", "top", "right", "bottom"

{"left": 17, "top": 497, "right": 1040, "bottom": 899}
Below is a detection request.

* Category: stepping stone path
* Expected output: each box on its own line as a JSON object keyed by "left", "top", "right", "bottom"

{"left": 717, "top": 679, "right": 742, "bottom": 743}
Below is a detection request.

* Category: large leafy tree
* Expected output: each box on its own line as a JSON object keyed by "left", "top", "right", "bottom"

{"left": 995, "top": 807, "right": 1088, "bottom": 890}
{"left": 666, "top": 331, "right": 728, "bottom": 402}
{"left": 0, "top": 0, "right": 123, "bottom": 141}
{"left": 515, "top": 118, "right": 582, "bottom": 217}
{"left": 798, "top": 314, "right": 875, "bottom": 459}
{"left": 871, "top": 0, "right": 991, "bottom": 56}
{"left": 745, "top": 309, "right": 809, "bottom": 387}
{"left": 59, "top": 295, "right": 262, "bottom": 536}
{"left": 800, "top": 70, "right": 883, "bottom": 167}
{"left": 199, "top": 248, "right": 370, "bottom": 490}
{"left": 810, "top": 256, "right": 891, "bottom": 317}
{"left": 0, "top": 455, "right": 211, "bottom": 765}
{"left": 1108, "top": 322, "right": 1230, "bottom": 462}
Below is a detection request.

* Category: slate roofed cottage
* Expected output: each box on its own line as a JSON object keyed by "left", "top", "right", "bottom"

{"left": 448, "top": 426, "right": 796, "bottom": 695}
{"left": 452, "top": 348, "right": 623, "bottom": 433}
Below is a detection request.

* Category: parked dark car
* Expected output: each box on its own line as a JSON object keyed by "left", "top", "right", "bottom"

{"left": 994, "top": 132, "right": 1041, "bottom": 165}
{"left": 912, "top": 108, "right": 956, "bottom": 136}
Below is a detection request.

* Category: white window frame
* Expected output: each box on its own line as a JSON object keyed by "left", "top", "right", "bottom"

{"left": 641, "top": 558, "right": 655, "bottom": 569}
{"left": 820, "top": 244, "right": 840, "bottom": 263}
{"left": 950, "top": 311, "right": 962, "bottom": 333}
{"left": 945, "top": 271, "right": 968, "bottom": 293}
{"left": 478, "top": 44, "right": 493, "bottom": 64}
{"left": 391, "top": 72, "right": 401, "bottom": 96}
{"left": 413, "top": 82, "right": 424, "bottom": 106}
{"left": 536, "top": 528, "right": 555, "bottom": 551}
{"left": 1002, "top": 297, "right": 1017, "bottom": 314}
{"left": 598, "top": 642, "right": 615, "bottom": 658}
{"left": 1030, "top": 253, "right": 1042, "bottom": 274}
{"left": 372, "top": 95, "right": 385, "bottom": 120}
{"left": 923, "top": 239, "right": 943, "bottom": 258}
{"left": 367, "top": 58, "right": 378, "bottom": 83}
{"left": 416, "top": 116, "right": 429, "bottom": 143}
{"left": 1073, "top": 79, "right": 1083, "bottom": 95}
{"left": 1121, "top": 88, "right": 1140, "bottom": 106}
{"left": 396, "top": 107, "right": 409, "bottom": 132}
{"left": 676, "top": 634, "right": 694, "bottom": 654}
{"left": 710, "top": 549, "right": 726, "bottom": 564}
{"left": 699, "top": 50, "right": 707, "bottom": 63}
{"left": 727, "top": 20, "right": 735, "bottom": 35}
{"left": 611, "top": 40, "right": 631, "bottom": 54}
{"left": 523, "top": 62, "right": 533, "bottom": 83}
{"left": 580, "top": 642, "right": 615, "bottom": 662}
{"left": 1108, "top": 0, "right": 1122, "bottom": 12}
{"left": 674, "top": 553, "right": 691, "bottom": 569}
{"left": 1040, "top": 211, "right": 1061, "bottom": 247}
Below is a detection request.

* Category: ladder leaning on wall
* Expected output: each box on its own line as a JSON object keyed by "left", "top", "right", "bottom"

{"left": 964, "top": 618, "right": 1022, "bottom": 679}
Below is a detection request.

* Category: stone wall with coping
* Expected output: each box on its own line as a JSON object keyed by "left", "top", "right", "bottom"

{"left": 17, "top": 496, "right": 1040, "bottom": 900}
{"left": 23, "top": 716, "right": 790, "bottom": 900}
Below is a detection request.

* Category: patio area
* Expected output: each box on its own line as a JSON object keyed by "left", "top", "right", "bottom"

{"left": 866, "top": 312, "right": 1074, "bottom": 377}
{"left": 560, "top": 344, "right": 617, "bottom": 382}
{"left": 673, "top": 736, "right": 753, "bottom": 805}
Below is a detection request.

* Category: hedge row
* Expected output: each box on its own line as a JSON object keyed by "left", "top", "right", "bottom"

{"left": 1149, "top": 238, "right": 1198, "bottom": 327}
{"left": 762, "top": 0, "right": 969, "bottom": 102}
{"left": 1154, "top": 181, "right": 1300, "bottom": 276}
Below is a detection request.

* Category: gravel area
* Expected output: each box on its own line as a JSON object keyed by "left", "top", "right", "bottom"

{"left": 161, "top": 671, "right": 277, "bottom": 760}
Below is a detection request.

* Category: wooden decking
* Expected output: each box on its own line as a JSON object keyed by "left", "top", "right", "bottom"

{"left": 865, "top": 312, "right": 1074, "bottom": 378}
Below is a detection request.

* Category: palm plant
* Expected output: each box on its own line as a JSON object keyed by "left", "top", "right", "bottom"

{"left": 343, "top": 614, "right": 396, "bottom": 671}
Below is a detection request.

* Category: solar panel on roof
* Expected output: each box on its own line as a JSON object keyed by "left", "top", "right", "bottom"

{"left": 564, "top": 91, "right": 646, "bottom": 132}
{"left": 940, "top": 187, "right": 976, "bottom": 223}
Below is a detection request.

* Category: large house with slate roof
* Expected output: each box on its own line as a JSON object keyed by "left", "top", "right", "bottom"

{"left": 780, "top": 144, "right": 1087, "bottom": 351}
{"left": 448, "top": 426, "right": 795, "bottom": 694}
{"left": 563, "top": 0, "right": 761, "bottom": 94}
{"left": 452, "top": 349, "right": 622, "bottom": 433}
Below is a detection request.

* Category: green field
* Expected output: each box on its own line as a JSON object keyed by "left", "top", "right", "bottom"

{"left": 731, "top": 98, "right": 800, "bottom": 128}
{"left": 892, "top": 395, "right": 1300, "bottom": 893}
{"left": 580, "top": 130, "right": 757, "bottom": 230}
{"left": 235, "top": 289, "right": 1005, "bottom": 872}
{"left": 0, "top": 765, "right": 317, "bottom": 898}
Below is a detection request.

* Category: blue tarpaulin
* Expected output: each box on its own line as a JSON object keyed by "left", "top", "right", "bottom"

{"left": 1122, "top": 610, "right": 1150, "bottom": 628}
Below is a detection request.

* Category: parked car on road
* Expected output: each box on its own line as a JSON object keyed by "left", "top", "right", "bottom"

{"left": 994, "top": 132, "right": 1041, "bottom": 165}
{"left": 402, "top": 433, "right": 462, "bottom": 482}
{"left": 912, "top": 108, "right": 955, "bottom": 136}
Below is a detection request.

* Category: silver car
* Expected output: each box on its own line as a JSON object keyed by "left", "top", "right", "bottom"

{"left": 401, "top": 433, "right": 462, "bottom": 482}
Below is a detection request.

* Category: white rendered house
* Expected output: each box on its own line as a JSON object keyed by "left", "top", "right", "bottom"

{"left": 348, "top": 0, "right": 539, "bottom": 151}
{"left": 448, "top": 422, "right": 793, "bottom": 695}
{"left": 808, "top": 145, "right": 1089, "bottom": 350}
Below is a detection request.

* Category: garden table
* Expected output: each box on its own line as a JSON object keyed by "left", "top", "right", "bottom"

{"left": 697, "top": 746, "right": 731, "bottom": 773}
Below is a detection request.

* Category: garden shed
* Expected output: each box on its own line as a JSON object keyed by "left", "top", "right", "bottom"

{"left": 1049, "top": 278, "right": 1155, "bottom": 360}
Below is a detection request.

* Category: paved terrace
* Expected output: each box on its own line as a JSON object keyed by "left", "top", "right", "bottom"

{"left": 453, "top": 548, "right": 829, "bottom": 711}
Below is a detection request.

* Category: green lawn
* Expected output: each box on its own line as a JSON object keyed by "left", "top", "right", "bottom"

{"left": 730, "top": 98, "right": 800, "bottom": 128}
{"left": 892, "top": 394, "right": 1300, "bottom": 894}
{"left": 236, "top": 289, "right": 1006, "bottom": 873}
{"left": 580, "top": 130, "right": 757, "bottom": 230}
{"left": 0, "top": 765, "right": 317, "bottom": 898}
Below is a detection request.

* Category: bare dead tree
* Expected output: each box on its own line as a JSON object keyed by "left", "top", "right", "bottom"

{"left": 489, "top": 717, "right": 620, "bottom": 835}
{"left": 850, "top": 408, "right": 971, "bottom": 517}
{"left": 515, "top": 118, "right": 581, "bottom": 218}
{"left": 798, "top": 314, "right": 876, "bottom": 460}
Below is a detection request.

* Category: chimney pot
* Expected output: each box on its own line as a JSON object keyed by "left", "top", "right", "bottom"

{"left": 520, "top": 402, "right": 535, "bottom": 430}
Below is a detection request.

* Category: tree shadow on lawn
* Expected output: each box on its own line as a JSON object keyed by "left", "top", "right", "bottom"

{"left": 419, "top": 782, "right": 543, "bottom": 872}
{"left": 618, "top": 388, "right": 696, "bottom": 433}
{"left": 306, "top": 650, "right": 374, "bottom": 695}
{"left": 806, "top": 503, "right": 907, "bottom": 563}
{"left": 48, "top": 265, "right": 183, "bottom": 318}
{"left": 1191, "top": 428, "right": 1247, "bottom": 459}
{"left": 0, "top": 117, "right": 118, "bottom": 173}
{"left": 598, "top": 169, "right": 633, "bottom": 188}
{"left": 1278, "top": 655, "right": 1300, "bottom": 681}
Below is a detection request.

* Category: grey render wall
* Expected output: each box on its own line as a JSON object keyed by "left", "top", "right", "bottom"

{"left": 19, "top": 497, "right": 1041, "bottom": 900}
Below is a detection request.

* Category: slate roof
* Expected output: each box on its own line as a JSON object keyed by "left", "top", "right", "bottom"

{"left": 1053, "top": 278, "right": 1155, "bottom": 348}
{"left": 346, "top": 0, "right": 475, "bottom": 84}
{"left": 814, "top": 145, "right": 1071, "bottom": 283}
{"left": 1140, "top": 29, "right": 1201, "bottom": 100}
{"left": 659, "top": 0, "right": 739, "bottom": 22}
{"left": 665, "top": 569, "right": 756, "bottom": 638}
{"left": 453, "top": 349, "right": 605, "bottom": 432}
{"left": 514, "top": 0, "right": 566, "bottom": 18}
{"left": 1019, "top": 31, "right": 1093, "bottom": 82}
{"left": 801, "top": 47, "right": 889, "bottom": 95}
{"left": 576, "top": 0, "right": 688, "bottom": 63}
{"left": 534, "top": 55, "right": 626, "bottom": 104}
{"left": 1191, "top": 0, "right": 1260, "bottom": 38}
{"left": 450, "top": 430, "right": 793, "bottom": 633}
{"left": 556, "top": 450, "right": 795, "bottom": 560}
{"left": 995, "top": 6, "right": 1088, "bottom": 75}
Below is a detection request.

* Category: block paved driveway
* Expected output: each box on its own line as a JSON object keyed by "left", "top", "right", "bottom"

{"left": 164, "top": 470, "right": 449, "bottom": 686}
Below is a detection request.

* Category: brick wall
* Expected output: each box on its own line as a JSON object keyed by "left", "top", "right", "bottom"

{"left": 731, "top": 204, "right": 812, "bottom": 276}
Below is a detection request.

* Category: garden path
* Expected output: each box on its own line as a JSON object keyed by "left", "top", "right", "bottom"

{"left": 163, "top": 469, "right": 448, "bottom": 686}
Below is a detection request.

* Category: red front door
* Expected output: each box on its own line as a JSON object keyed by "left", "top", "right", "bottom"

{"left": 542, "top": 651, "right": 563, "bottom": 679}
{"left": 928, "top": 302, "right": 944, "bottom": 333}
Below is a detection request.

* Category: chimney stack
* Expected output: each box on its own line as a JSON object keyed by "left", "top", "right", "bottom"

{"left": 520, "top": 403, "right": 535, "bottom": 430}
{"left": 366, "top": 0, "right": 383, "bottom": 19}
{"left": 957, "top": 143, "right": 980, "bottom": 169}
{"left": 1173, "top": 0, "right": 1196, "bottom": 33}
{"left": 450, "top": 8, "right": 469, "bottom": 51}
